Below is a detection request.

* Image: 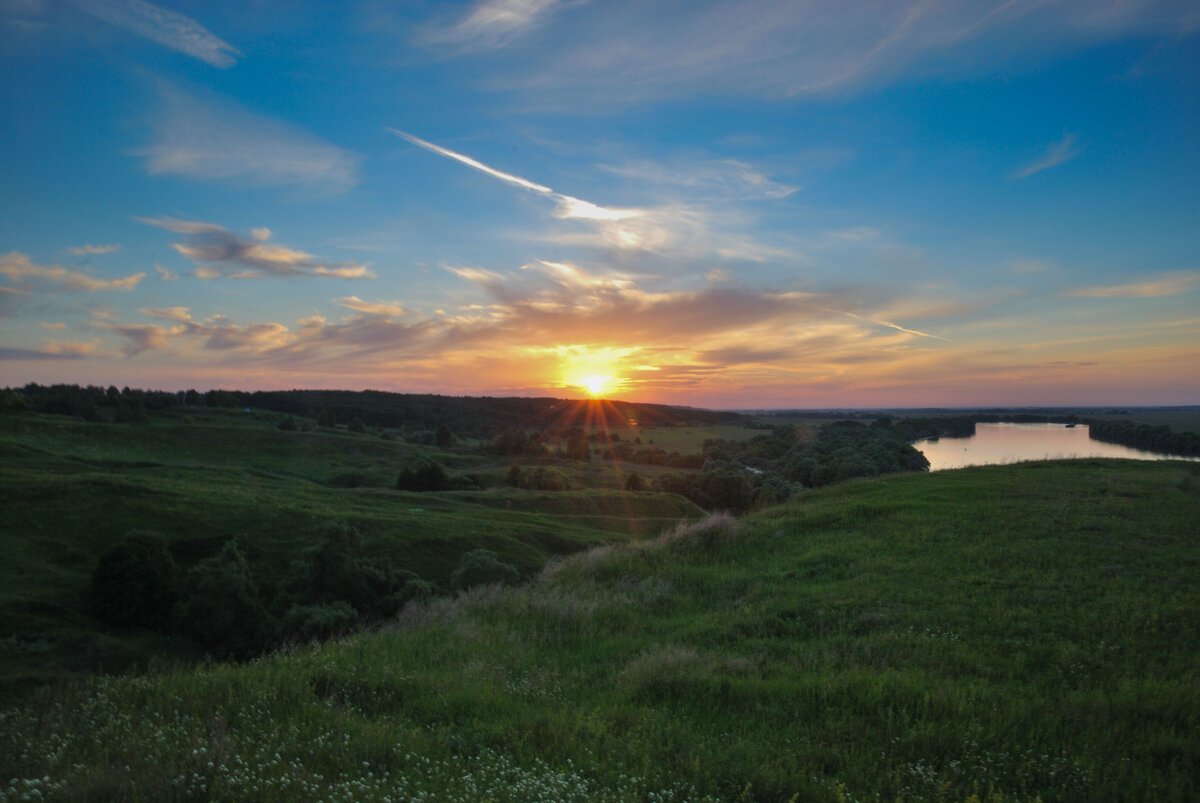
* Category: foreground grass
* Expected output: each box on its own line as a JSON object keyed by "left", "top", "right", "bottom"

{"left": 3, "top": 459, "right": 1198, "bottom": 801}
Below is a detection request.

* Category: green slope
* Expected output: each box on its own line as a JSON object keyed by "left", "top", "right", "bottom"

{"left": 3, "top": 460, "right": 1197, "bottom": 801}
{"left": 0, "top": 413, "right": 701, "bottom": 690}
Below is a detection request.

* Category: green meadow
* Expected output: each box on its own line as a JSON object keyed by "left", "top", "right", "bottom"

{"left": 1, "top": 403, "right": 1197, "bottom": 802}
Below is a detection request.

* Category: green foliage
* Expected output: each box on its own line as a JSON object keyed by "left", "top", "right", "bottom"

{"left": 175, "top": 541, "right": 272, "bottom": 659}
{"left": 1090, "top": 419, "right": 1200, "bottom": 456}
{"left": 395, "top": 461, "right": 451, "bottom": 491}
{"left": 89, "top": 531, "right": 178, "bottom": 631}
{"left": 279, "top": 602, "right": 359, "bottom": 642}
{"left": 624, "top": 471, "right": 646, "bottom": 491}
{"left": 435, "top": 423, "right": 454, "bottom": 448}
{"left": 450, "top": 548, "right": 521, "bottom": 591}
{"left": 277, "top": 416, "right": 298, "bottom": 431}
{"left": 505, "top": 465, "right": 573, "bottom": 491}
{"left": 280, "top": 520, "right": 432, "bottom": 622}
{"left": 348, "top": 417, "right": 366, "bottom": 433}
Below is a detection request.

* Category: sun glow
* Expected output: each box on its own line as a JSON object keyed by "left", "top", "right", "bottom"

{"left": 548, "top": 344, "right": 633, "bottom": 399}
{"left": 580, "top": 374, "right": 613, "bottom": 397}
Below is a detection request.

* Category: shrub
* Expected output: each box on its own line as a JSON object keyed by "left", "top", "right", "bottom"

{"left": 280, "top": 602, "right": 359, "bottom": 642}
{"left": 90, "top": 531, "right": 178, "bottom": 632}
{"left": 396, "top": 461, "right": 450, "bottom": 491}
{"left": 348, "top": 417, "right": 366, "bottom": 433}
{"left": 277, "top": 416, "right": 297, "bottom": 431}
{"left": 175, "top": 541, "right": 272, "bottom": 658}
{"left": 450, "top": 549, "right": 521, "bottom": 591}
{"left": 624, "top": 471, "right": 647, "bottom": 491}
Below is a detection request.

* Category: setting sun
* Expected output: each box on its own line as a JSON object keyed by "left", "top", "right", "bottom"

{"left": 580, "top": 374, "right": 613, "bottom": 397}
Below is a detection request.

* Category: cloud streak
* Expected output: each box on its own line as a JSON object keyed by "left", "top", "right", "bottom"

{"left": 446, "top": 0, "right": 1200, "bottom": 107}
{"left": 67, "top": 243, "right": 121, "bottom": 256}
{"left": 74, "top": 0, "right": 239, "bottom": 68}
{"left": 1012, "top": 133, "right": 1079, "bottom": 180}
{"left": 142, "top": 85, "right": 360, "bottom": 194}
{"left": 1065, "top": 270, "right": 1200, "bottom": 298}
{"left": 0, "top": 251, "right": 144, "bottom": 291}
{"left": 138, "top": 217, "right": 374, "bottom": 280}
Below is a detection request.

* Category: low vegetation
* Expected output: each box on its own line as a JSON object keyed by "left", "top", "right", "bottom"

{"left": 2, "top": 460, "right": 1197, "bottom": 801}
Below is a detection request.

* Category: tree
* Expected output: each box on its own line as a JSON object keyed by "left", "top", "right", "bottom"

{"left": 317, "top": 408, "right": 336, "bottom": 428}
{"left": 90, "top": 532, "right": 178, "bottom": 632}
{"left": 435, "top": 423, "right": 454, "bottom": 449}
{"left": 396, "top": 461, "right": 450, "bottom": 491}
{"left": 450, "top": 549, "right": 520, "bottom": 591}
{"left": 624, "top": 471, "right": 647, "bottom": 492}
{"left": 348, "top": 417, "right": 366, "bottom": 433}
{"left": 176, "top": 541, "right": 271, "bottom": 658}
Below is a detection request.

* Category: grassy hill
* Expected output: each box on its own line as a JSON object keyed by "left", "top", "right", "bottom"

{"left": 2, "top": 459, "right": 1197, "bottom": 801}
{"left": 0, "top": 411, "right": 703, "bottom": 691}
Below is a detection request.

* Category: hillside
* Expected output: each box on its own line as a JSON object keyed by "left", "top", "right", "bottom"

{"left": 3, "top": 460, "right": 1197, "bottom": 801}
{"left": 0, "top": 409, "right": 703, "bottom": 690}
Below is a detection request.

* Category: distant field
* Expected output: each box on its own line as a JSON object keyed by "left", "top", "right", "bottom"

{"left": 2, "top": 459, "right": 1197, "bottom": 801}
{"left": 632, "top": 423, "right": 766, "bottom": 452}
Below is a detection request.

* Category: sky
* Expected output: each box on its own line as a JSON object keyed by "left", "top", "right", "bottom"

{"left": 0, "top": 0, "right": 1198, "bottom": 408}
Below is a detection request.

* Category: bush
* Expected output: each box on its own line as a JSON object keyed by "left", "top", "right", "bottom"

{"left": 277, "top": 416, "right": 297, "bottom": 431}
{"left": 281, "top": 520, "right": 432, "bottom": 620}
{"left": 396, "top": 461, "right": 450, "bottom": 491}
{"left": 175, "top": 541, "right": 272, "bottom": 658}
{"left": 348, "top": 417, "right": 366, "bottom": 433}
{"left": 450, "top": 549, "right": 521, "bottom": 591}
{"left": 624, "top": 472, "right": 647, "bottom": 491}
{"left": 90, "top": 531, "right": 178, "bottom": 632}
{"left": 280, "top": 602, "right": 359, "bottom": 642}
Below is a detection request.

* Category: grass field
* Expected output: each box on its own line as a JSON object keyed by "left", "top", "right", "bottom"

{"left": 2, "top": 458, "right": 1197, "bottom": 801}
{"left": 0, "top": 412, "right": 703, "bottom": 692}
{"left": 633, "top": 424, "right": 767, "bottom": 452}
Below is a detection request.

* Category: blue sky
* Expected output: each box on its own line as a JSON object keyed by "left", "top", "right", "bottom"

{"left": 1, "top": 0, "right": 1197, "bottom": 406}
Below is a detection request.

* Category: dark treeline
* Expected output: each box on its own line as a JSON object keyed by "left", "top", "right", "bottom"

{"left": 4, "top": 384, "right": 741, "bottom": 438}
{"left": 1089, "top": 420, "right": 1200, "bottom": 457}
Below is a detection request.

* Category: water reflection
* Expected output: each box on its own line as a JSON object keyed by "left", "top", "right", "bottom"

{"left": 914, "top": 422, "right": 1199, "bottom": 471}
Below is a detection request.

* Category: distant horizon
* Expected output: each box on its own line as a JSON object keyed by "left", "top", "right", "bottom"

{"left": 4, "top": 378, "right": 1195, "bottom": 414}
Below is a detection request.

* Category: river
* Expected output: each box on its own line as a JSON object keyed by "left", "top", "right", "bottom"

{"left": 914, "top": 422, "right": 1200, "bottom": 471}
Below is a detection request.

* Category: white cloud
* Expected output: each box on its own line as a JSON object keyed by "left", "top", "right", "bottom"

{"left": 337, "top": 296, "right": 407, "bottom": 317}
{"left": 141, "top": 85, "right": 360, "bottom": 194}
{"left": 73, "top": 0, "right": 239, "bottom": 68}
{"left": 423, "top": 0, "right": 569, "bottom": 49}
{"left": 66, "top": 243, "right": 121, "bottom": 256}
{"left": 1012, "top": 133, "right": 1080, "bottom": 180}
{"left": 0, "top": 251, "right": 144, "bottom": 291}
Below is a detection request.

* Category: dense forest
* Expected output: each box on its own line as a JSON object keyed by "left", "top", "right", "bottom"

{"left": 1089, "top": 419, "right": 1200, "bottom": 457}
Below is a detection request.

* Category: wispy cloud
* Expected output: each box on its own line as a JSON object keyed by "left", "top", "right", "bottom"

{"left": 141, "top": 85, "right": 360, "bottom": 194}
{"left": 1065, "top": 270, "right": 1200, "bottom": 298}
{"left": 445, "top": 1, "right": 1200, "bottom": 107}
{"left": 337, "top": 296, "right": 407, "bottom": 317}
{"left": 422, "top": 0, "right": 569, "bottom": 50}
{"left": 74, "top": 0, "right": 239, "bottom": 68}
{"left": 1012, "top": 133, "right": 1079, "bottom": 180}
{"left": 67, "top": 243, "right": 121, "bottom": 256}
{"left": 0, "top": 251, "right": 144, "bottom": 291}
{"left": 598, "top": 157, "right": 797, "bottom": 201}
{"left": 138, "top": 217, "right": 374, "bottom": 280}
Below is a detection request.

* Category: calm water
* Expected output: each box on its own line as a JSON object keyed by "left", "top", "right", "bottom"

{"left": 914, "top": 422, "right": 1199, "bottom": 471}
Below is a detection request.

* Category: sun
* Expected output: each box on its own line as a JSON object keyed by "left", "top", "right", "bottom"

{"left": 580, "top": 374, "right": 613, "bottom": 397}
